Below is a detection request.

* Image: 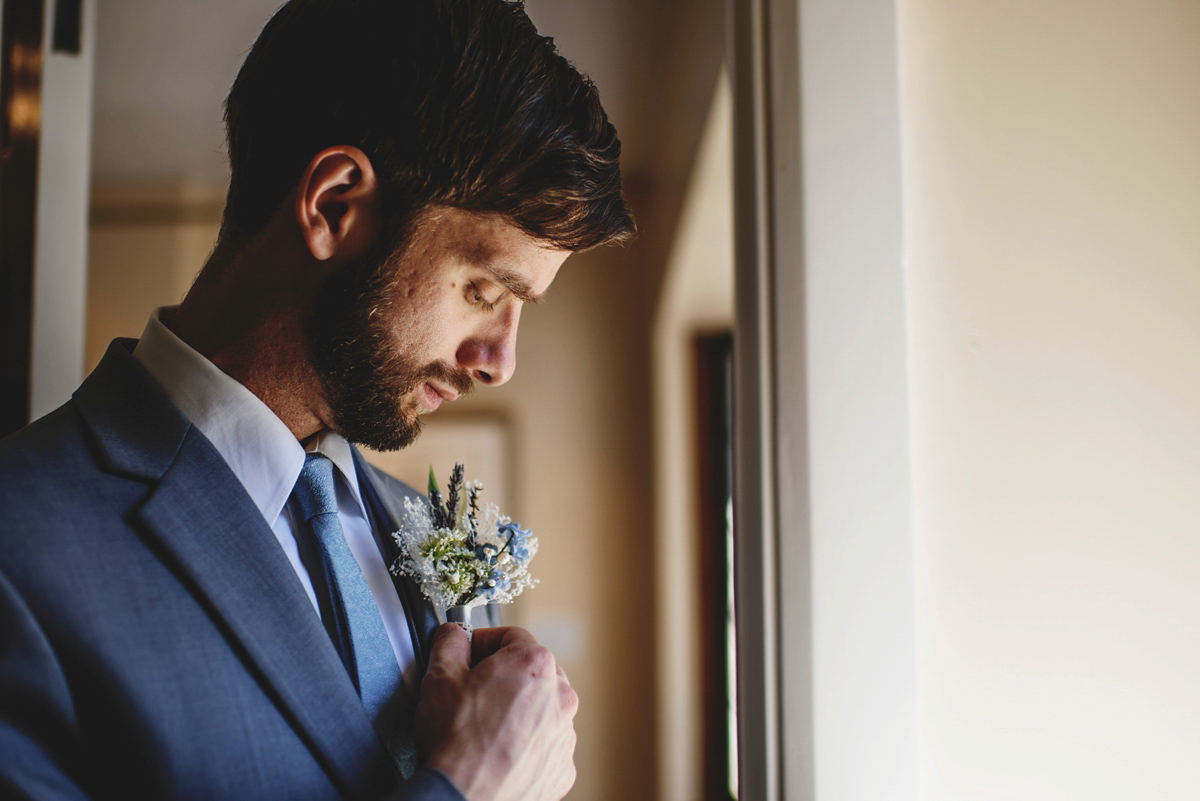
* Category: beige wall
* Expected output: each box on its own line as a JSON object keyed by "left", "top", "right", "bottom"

{"left": 901, "top": 1, "right": 1200, "bottom": 797}
{"left": 85, "top": 186, "right": 223, "bottom": 369}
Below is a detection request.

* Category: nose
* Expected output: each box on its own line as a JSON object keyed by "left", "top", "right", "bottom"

{"left": 457, "top": 305, "right": 520, "bottom": 387}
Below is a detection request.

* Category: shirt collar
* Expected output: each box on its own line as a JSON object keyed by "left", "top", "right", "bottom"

{"left": 132, "top": 306, "right": 363, "bottom": 523}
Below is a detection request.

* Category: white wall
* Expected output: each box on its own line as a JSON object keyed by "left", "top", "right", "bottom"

{"left": 901, "top": 1, "right": 1200, "bottom": 798}
{"left": 796, "top": 1, "right": 917, "bottom": 798}
{"left": 30, "top": 0, "right": 96, "bottom": 418}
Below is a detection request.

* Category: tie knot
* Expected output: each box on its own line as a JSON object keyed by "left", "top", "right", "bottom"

{"left": 294, "top": 453, "right": 339, "bottom": 521}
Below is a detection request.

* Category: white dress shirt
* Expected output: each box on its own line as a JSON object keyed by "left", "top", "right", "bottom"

{"left": 133, "top": 307, "right": 417, "bottom": 686}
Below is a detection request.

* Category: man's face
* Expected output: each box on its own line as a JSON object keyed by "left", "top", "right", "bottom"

{"left": 308, "top": 206, "right": 569, "bottom": 451}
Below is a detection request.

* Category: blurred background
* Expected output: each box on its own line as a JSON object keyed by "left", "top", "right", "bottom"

{"left": 3, "top": 0, "right": 1199, "bottom": 799}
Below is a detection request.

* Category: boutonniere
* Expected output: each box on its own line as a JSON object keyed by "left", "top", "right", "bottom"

{"left": 391, "top": 463, "right": 537, "bottom": 638}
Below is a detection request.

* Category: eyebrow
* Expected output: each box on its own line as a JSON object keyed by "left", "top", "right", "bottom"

{"left": 483, "top": 266, "right": 544, "bottom": 305}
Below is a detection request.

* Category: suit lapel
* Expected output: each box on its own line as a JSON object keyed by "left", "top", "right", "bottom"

{"left": 76, "top": 341, "right": 395, "bottom": 797}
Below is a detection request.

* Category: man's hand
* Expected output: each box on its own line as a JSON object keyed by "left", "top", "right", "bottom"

{"left": 416, "top": 624, "right": 578, "bottom": 801}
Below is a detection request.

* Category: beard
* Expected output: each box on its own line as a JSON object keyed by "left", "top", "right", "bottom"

{"left": 307, "top": 229, "right": 473, "bottom": 452}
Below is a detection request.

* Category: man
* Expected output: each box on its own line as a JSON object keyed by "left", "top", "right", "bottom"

{"left": 0, "top": 1, "right": 634, "bottom": 799}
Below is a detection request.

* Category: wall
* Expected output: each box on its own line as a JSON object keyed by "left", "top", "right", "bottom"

{"left": 30, "top": 0, "right": 96, "bottom": 418}
{"left": 775, "top": 0, "right": 918, "bottom": 796}
{"left": 85, "top": 185, "right": 222, "bottom": 368}
{"left": 652, "top": 70, "right": 734, "bottom": 801}
{"left": 901, "top": 1, "right": 1200, "bottom": 798}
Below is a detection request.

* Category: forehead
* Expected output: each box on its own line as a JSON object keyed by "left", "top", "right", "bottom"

{"left": 403, "top": 206, "right": 569, "bottom": 298}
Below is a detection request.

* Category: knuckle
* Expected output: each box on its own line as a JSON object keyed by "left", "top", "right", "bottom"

{"left": 525, "top": 645, "right": 556, "bottom": 675}
{"left": 500, "top": 625, "right": 538, "bottom": 648}
{"left": 421, "top": 666, "right": 454, "bottom": 692}
{"left": 424, "top": 661, "right": 450, "bottom": 680}
{"left": 562, "top": 685, "right": 579, "bottom": 715}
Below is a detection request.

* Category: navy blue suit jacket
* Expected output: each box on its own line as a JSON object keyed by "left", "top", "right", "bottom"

{"left": 0, "top": 340, "right": 465, "bottom": 800}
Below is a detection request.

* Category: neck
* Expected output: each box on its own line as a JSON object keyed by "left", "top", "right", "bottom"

{"left": 169, "top": 231, "right": 333, "bottom": 442}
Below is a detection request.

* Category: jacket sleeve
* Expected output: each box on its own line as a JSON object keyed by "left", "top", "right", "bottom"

{"left": 0, "top": 568, "right": 91, "bottom": 800}
{"left": 388, "top": 767, "right": 468, "bottom": 801}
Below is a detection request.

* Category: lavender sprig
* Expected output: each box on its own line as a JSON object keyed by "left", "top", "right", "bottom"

{"left": 466, "top": 483, "right": 481, "bottom": 547}
{"left": 445, "top": 463, "right": 464, "bottom": 527}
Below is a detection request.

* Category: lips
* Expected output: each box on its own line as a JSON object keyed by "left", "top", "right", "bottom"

{"left": 428, "top": 383, "right": 458, "bottom": 403}
{"left": 420, "top": 382, "right": 459, "bottom": 412}
{"left": 420, "top": 383, "right": 443, "bottom": 412}
{"left": 412, "top": 362, "right": 472, "bottom": 414}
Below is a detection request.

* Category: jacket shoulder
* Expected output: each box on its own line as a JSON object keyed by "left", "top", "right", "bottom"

{"left": 0, "top": 401, "right": 99, "bottom": 501}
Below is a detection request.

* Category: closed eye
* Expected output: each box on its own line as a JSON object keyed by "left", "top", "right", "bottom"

{"left": 467, "top": 282, "right": 499, "bottom": 312}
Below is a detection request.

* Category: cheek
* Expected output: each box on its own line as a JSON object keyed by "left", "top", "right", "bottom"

{"left": 388, "top": 270, "right": 449, "bottom": 321}
{"left": 386, "top": 282, "right": 471, "bottom": 356}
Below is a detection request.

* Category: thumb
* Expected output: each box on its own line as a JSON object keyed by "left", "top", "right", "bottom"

{"left": 425, "top": 623, "right": 471, "bottom": 681}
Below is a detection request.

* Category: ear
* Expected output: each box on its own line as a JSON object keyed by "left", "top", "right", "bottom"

{"left": 294, "top": 146, "right": 378, "bottom": 261}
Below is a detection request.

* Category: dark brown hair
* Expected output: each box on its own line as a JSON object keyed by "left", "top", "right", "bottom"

{"left": 222, "top": 0, "right": 634, "bottom": 251}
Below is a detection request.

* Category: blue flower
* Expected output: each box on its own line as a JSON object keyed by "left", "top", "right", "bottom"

{"left": 499, "top": 521, "right": 529, "bottom": 546}
{"left": 498, "top": 522, "right": 532, "bottom": 564}
{"left": 475, "top": 543, "right": 498, "bottom": 564}
{"left": 490, "top": 570, "right": 512, "bottom": 593}
{"left": 478, "top": 569, "right": 512, "bottom": 600}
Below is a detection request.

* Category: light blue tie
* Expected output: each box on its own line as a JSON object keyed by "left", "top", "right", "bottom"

{"left": 292, "top": 453, "right": 416, "bottom": 777}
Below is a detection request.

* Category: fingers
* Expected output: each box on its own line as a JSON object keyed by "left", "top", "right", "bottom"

{"left": 549, "top": 724, "right": 578, "bottom": 799}
{"left": 556, "top": 744, "right": 578, "bottom": 798}
{"left": 559, "top": 676, "right": 579, "bottom": 718}
{"left": 469, "top": 625, "right": 539, "bottom": 662}
{"left": 416, "top": 624, "right": 473, "bottom": 760}
{"left": 425, "top": 623, "right": 471, "bottom": 682}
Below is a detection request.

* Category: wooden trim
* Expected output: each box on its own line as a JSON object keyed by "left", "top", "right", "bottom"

{"left": 89, "top": 199, "right": 226, "bottom": 227}
{"left": 729, "top": 0, "right": 785, "bottom": 796}
{"left": 89, "top": 184, "right": 227, "bottom": 227}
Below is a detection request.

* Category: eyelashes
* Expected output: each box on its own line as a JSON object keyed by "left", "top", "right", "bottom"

{"left": 467, "top": 282, "right": 498, "bottom": 312}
